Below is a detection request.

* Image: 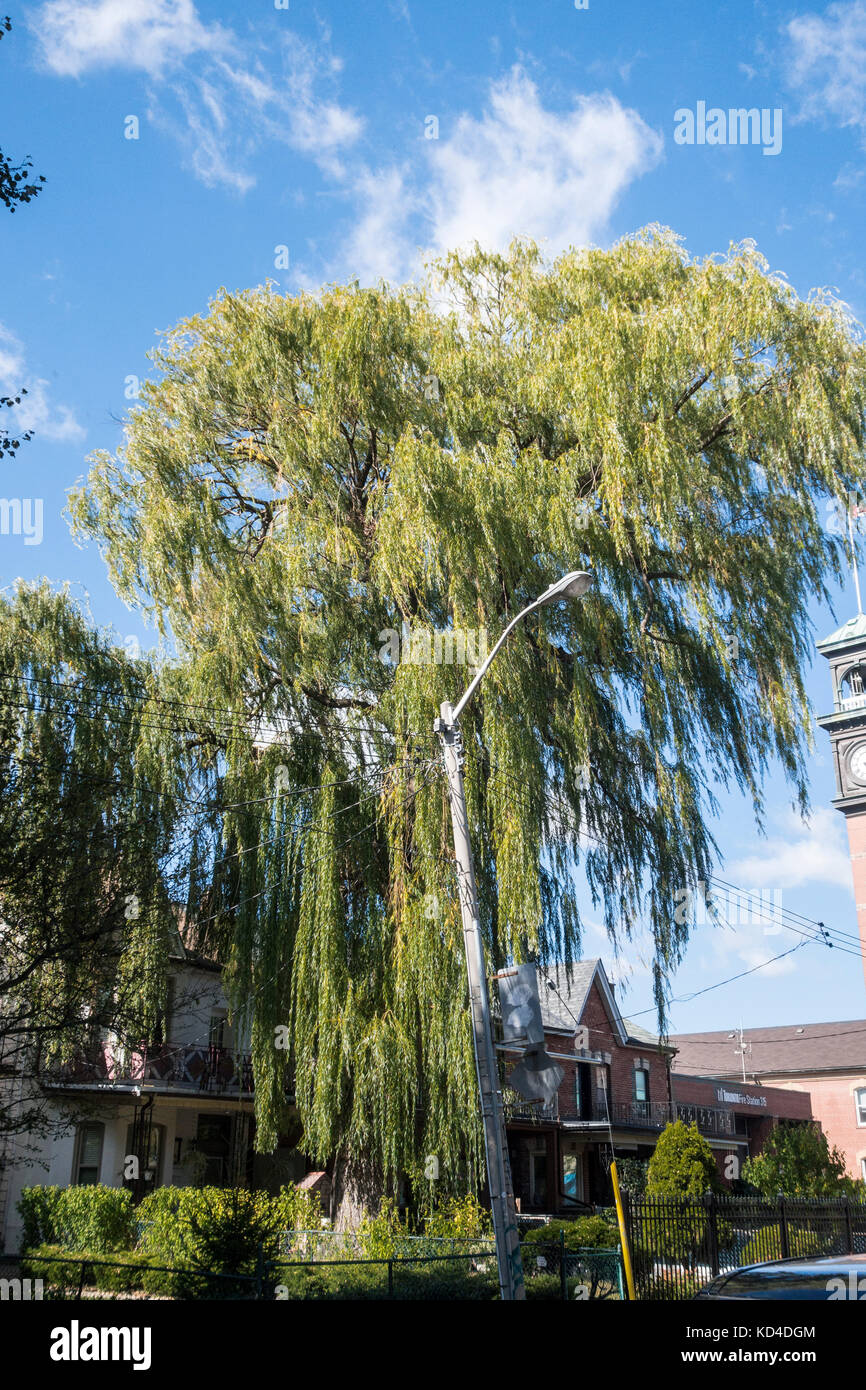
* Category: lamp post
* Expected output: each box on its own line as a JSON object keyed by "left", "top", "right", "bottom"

{"left": 433, "top": 570, "right": 594, "bottom": 1301}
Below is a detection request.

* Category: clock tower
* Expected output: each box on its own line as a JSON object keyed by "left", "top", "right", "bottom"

{"left": 817, "top": 613, "right": 866, "bottom": 988}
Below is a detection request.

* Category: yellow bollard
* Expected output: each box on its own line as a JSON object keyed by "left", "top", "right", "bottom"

{"left": 609, "top": 1160, "right": 637, "bottom": 1301}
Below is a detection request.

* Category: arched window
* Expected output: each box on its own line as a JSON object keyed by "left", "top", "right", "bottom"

{"left": 840, "top": 666, "right": 866, "bottom": 707}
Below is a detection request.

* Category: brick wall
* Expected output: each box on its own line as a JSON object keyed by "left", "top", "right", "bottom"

{"left": 844, "top": 811, "right": 866, "bottom": 991}
{"left": 768, "top": 1073, "right": 866, "bottom": 1179}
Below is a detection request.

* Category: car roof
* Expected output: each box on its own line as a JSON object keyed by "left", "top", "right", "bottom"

{"left": 734, "top": 1252, "right": 866, "bottom": 1276}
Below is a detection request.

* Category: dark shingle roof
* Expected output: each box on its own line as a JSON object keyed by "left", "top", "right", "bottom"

{"left": 539, "top": 960, "right": 600, "bottom": 1031}
{"left": 537, "top": 960, "right": 667, "bottom": 1049}
{"left": 670, "top": 1020, "right": 866, "bottom": 1077}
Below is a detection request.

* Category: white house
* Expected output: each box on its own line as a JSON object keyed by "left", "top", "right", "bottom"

{"left": 0, "top": 949, "right": 304, "bottom": 1253}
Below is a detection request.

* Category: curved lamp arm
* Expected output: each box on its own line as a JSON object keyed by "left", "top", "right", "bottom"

{"left": 445, "top": 569, "right": 594, "bottom": 726}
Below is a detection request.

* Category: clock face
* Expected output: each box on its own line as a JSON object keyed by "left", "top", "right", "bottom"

{"left": 850, "top": 745, "right": 866, "bottom": 785}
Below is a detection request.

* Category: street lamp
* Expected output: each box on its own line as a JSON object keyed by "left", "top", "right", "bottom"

{"left": 433, "top": 570, "right": 594, "bottom": 1301}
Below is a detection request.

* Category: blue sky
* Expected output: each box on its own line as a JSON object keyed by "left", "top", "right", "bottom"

{"left": 3, "top": 0, "right": 866, "bottom": 1041}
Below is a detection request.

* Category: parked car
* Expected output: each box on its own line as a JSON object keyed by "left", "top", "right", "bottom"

{"left": 695, "top": 1252, "right": 866, "bottom": 1300}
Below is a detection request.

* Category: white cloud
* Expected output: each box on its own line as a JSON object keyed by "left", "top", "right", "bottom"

{"left": 31, "top": 0, "right": 227, "bottom": 79}
{"left": 337, "top": 69, "right": 662, "bottom": 286}
{"left": 727, "top": 806, "right": 853, "bottom": 894}
{"left": 0, "top": 325, "right": 85, "bottom": 444}
{"left": 786, "top": 0, "right": 866, "bottom": 129}
{"left": 30, "top": 1, "right": 362, "bottom": 191}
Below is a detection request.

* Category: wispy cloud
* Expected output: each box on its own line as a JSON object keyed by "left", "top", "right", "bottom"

{"left": 0, "top": 325, "right": 85, "bottom": 444}
{"left": 29, "top": 0, "right": 363, "bottom": 191}
{"left": 786, "top": 0, "right": 866, "bottom": 130}
{"left": 335, "top": 69, "right": 663, "bottom": 285}
{"left": 29, "top": 0, "right": 228, "bottom": 78}
{"left": 727, "top": 806, "right": 853, "bottom": 894}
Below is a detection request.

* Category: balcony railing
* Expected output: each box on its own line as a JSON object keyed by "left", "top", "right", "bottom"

{"left": 49, "top": 1042, "right": 255, "bottom": 1095}
{"left": 504, "top": 1095, "right": 752, "bottom": 1137}
{"left": 836, "top": 692, "right": 866, "bottom": 713}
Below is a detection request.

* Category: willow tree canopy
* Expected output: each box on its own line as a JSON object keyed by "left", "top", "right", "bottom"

{"left": 67, "top": 228, "right": 866, "bottom": 1186}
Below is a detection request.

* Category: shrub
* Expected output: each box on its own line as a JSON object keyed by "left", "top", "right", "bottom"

{"left": 615, "top": 1157, "right": 649, "bottom": 1197}
{"left": 422, "top": 1194, "right": 491, "bottom": 1240}
{"left": 137, "top": 1184, "right": 311, "bottom": 1274}
{"left": 740, "top": 1223, "right": 826, "bottom": 1265}
{"left": 523, "top": 1215, "right": 619, "bottom": 1251}
{"left": 17, "top": 1185, "right": 136, "bottom": 1253}
{"left": 357, "top": 1196, "right": 407, "bottom": 1259}
{"left": 271, "top": 1183, "right": 321, "bottom": 1234}
{"left": 21, "top": 1245, "right": 84, "bottom": 1290}
{"left": 18, "top": 1187, "right": 63, "bottom": 1250}
{"left": 647, "top": 1121, "right": 720, "bottom": 1198}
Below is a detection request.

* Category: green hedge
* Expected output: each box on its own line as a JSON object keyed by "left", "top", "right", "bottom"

{"left": 137, "top": 1185, "right": 320, "bottom": 1274}
{"left": 22, "top": 1245, "right": 164, "bottom": 1293}
{"left": 523, "top": 1215, "right": 620, "bottom": 1250}
{"left": 17, "top": 1186, "right": 136, "bottom": 1253}
{"left": 740, "top": 1223, "right": 827, "bottom": 1265}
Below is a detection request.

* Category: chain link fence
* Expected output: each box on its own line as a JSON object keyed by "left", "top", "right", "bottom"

{"left": 4, "top": 1238, "right": 623, "bottom": 1301}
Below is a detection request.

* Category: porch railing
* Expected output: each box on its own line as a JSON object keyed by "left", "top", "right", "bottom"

{"left": 504, "top": 1095, "right": 754, "bottom": 1136}
{"left": 49, "top": 1042, "right": 255, "bottom": 1095}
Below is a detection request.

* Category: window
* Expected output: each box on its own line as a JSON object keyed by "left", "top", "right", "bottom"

{"left": 73, "top": 1122, "right": 104, "bottom": 1185}
{"left": 856, "top": 1089, "right": 866, "bottom": 1126}
{"left": 861, "top": 1157, "right": 866, "bottom": 1183}
{"left": 634, "top": 1068, "right": 649, "bottom": 1104}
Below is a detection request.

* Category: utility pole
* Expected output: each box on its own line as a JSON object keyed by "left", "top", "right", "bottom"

{"left": 435, "top": 700, "right": 525, "bottom": 1302}
{"left": 432, "top": 568, "right": 594, "bottom": 1301}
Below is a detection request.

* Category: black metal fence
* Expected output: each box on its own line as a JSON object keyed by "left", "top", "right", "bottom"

{"left": 622, "top": 1192, "right": 866, "bottom": 1300}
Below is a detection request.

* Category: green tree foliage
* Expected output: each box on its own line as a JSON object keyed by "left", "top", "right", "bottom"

{"left": 647, "top": 1121, "right": 719, "bottom": 1197}
{"left": 0, "top": 583, "right": 213, "bottom": 1144}
{"left": 740, "top": 1223, "right": 825, "bottom": 1264}
{"left": 67, "top": 229, "right": 866, "bottom": 1193}
{"left": 743, "top": 1122, "right": 864, "bottom": 1198}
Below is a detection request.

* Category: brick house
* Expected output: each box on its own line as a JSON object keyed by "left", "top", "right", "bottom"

{"left": 670, "top": 1021, "right": 866, "bottom": 1182}
{"left": 670, "top": 1072, "right": 813, "bottom": 1183}
{"left": 504, "top": 960, "right": 675, "bottom": 1210}
{"left": 503, "top": 960, "right": 824, "bottom": 1211}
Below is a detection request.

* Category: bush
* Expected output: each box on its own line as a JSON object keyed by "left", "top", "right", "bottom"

{"left": 647, "top": 1121, "right": 720, "bottom": 1198}
{"left": 22, "top": 1245, "right": 85, "bottom": 1289}
{"left": 357, "top": 1196, "right": 407, "bottom": 1259}
{"left": 740, "top": 1223, "right": 826, "bottom": 1265}
{"left": 21, "top": 1244, "right": 161, "bottom": 1294}
{"left": 17, "top": 1186, "right": 136, "bottom": 1253}
{"left": 422, "top": 1194, "right": 491, "bottom": 1240}
{"left": 616, "top": 1157, "right": 649, "bottom": 1197}
{"left": 523, "top": 1215, "right": 619, "bottom": 1251}
{"left": 137, "top": 1184, "right": 312, "bottom": 1274}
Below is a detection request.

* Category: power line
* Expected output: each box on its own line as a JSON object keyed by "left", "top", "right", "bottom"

{"left": 485, "top": 759, "right": 866, "bottom": 963}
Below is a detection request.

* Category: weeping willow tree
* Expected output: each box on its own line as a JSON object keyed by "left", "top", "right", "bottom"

{"left": 0, "top": 581, "right": 215, "bottom": 1145}
{"left": 67, "top": 227, "right": 866, "bottom": 1199}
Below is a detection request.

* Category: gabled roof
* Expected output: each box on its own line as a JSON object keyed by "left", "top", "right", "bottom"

{"left": 538, "top": 958, "right": 670, "bottom": 1051}
{"left": 817, "top": 613, "right": 866, "bottom": 652}
{"left": 670, "top": 1019, "right": 866, "bottom": 1077}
